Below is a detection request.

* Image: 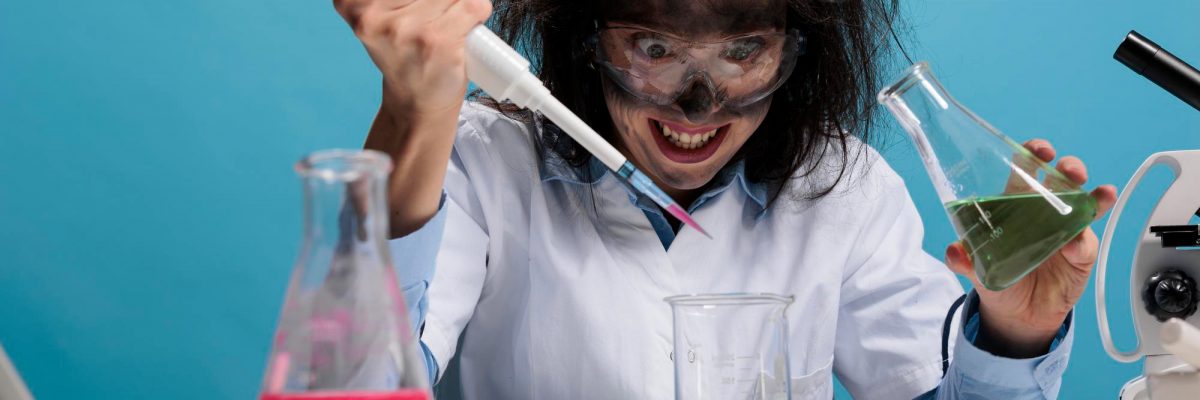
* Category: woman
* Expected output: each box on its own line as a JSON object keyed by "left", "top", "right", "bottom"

{"left": 332, "top": 0, "right": 1118, "bottom": 398}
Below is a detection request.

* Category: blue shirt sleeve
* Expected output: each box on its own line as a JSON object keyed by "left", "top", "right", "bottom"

{"left": 390, "top": 198, "right": 448, "bottom": 384}
{"left": 401, "top": 279, "right": 439, "bottom": 383}
{"left": 916, "top": 291, "right": 1072, "bottom": 399}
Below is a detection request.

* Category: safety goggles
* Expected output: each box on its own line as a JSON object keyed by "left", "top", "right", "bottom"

{"left": 589, "top": 25, "right": 805, "bottom": 109}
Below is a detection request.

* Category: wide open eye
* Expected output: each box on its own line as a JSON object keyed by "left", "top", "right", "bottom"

{"left": 722, "top": 39, "right": 765, "bottom": 62}
{"left": 634, "top": 36, "right": 674, "bottom": 60}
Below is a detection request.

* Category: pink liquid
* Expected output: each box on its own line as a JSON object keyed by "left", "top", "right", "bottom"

{"left": 260, "top": 390, "right": 428, "bottom": 400}
{"left": 667, "top": 204, "right": 711, "bottom": 238}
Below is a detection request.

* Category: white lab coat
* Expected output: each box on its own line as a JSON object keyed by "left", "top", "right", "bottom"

{"left": 420, "top": 103, "right": 965, "bottom": 399}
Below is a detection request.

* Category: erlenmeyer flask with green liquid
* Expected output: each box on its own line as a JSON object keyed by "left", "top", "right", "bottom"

{"left": 878, "top": 62, "right": 1097, "bottom": 291}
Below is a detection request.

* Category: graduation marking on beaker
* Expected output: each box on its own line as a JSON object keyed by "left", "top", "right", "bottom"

{"left": 950, "top": 199, "right": 1003, "bottom": 258}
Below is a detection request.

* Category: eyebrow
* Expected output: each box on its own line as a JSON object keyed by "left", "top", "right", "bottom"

{"left": 600, "top": 0, "right": 786, "bottom": 36}
{"left": 605, "top": 21, "right": 782, "bottom": 41}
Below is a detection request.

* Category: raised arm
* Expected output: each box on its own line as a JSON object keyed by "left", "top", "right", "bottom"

{"left": 333, "top": 0, "right": 492, "bottom": 237}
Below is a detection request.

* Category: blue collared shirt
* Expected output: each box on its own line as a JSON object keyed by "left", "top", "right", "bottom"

{"left": 543, "top": 157, "right": 769, "bottom": 249}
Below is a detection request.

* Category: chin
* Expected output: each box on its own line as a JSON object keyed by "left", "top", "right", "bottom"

{"left": 649, "top": 160, "right": 725, "bottom": 190}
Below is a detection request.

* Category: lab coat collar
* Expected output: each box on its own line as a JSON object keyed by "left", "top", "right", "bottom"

{"left": 539, "top": 153, "right": 769, "bottom": 217}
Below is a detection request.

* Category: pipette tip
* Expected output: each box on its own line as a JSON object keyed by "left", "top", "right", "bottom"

{"left": 622, "top": 163, "right": 712, "bottom": 239}
{"left": 667, "top": 204, "right": 712, "bottom": 239}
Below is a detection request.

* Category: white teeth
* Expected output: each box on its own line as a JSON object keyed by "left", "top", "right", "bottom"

{"left": 659, "top": 122, "right": 719, "bottom": 150}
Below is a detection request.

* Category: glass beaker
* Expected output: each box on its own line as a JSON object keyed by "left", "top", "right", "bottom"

{"left": 666, "top": 293, "right": 794, "bottom": 400}
{"left": 259, "top": 149, "right": 431, "bottom": 400}
{"left": 878, "top": 62, "right": 1097, "bottom": 291}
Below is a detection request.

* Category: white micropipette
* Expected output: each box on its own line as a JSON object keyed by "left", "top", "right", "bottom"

{"left": 464, "top": 26, "right": 710, "bottom": 238}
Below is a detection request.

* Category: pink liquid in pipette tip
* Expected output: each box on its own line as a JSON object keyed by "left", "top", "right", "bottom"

{"left": 260, "top": 390, "right": 428, "bottom": 400}
{"left": 667, "top": 204, "right": 711, "bottom": 239}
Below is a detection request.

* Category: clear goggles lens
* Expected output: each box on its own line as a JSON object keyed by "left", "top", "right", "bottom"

{"left": 591, "top": 27, "right": 805, "bottom": 108}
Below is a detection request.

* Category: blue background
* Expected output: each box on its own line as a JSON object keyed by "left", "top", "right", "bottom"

{"left": 1, "top": 0, "right": 1198, "bottom": 398}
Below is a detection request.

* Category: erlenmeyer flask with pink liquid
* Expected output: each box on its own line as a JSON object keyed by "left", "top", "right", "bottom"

{"left": 260, "top": 149, "right": 431, "bottom": 400}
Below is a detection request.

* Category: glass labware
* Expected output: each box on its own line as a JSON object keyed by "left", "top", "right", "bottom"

{"left": 666, "top": 293, "right": 794, "bottom": 400}
{"left": 259, "top": 149, "right": 431, "bottom": 400}
{"left": 878, "top": 62, "right": 1097, "bottom": 291}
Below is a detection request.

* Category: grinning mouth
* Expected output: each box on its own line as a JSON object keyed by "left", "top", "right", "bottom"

{"left": 650, "top": 119, "right": 726, "bottom": 150}
{"left": 648, "top": 118, "right": 730, "bottom": 164}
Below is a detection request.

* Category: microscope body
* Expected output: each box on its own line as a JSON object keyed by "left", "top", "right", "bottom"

{"left": 1126, "top": 152, "right": 1200, "bottom": 352}
{"left": 1098, "top": 151, "right": 1200, "bottom": 400}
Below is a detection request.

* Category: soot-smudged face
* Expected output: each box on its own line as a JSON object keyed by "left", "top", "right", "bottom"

{"left": 600, "top": 0, "right": 786, "bottom": 195}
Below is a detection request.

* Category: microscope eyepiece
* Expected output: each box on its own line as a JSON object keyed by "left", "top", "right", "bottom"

{"left": 1115, "top": 31, "right": 1158, "bottom": 74}
{"left": 1114, "top": 30, "right": 1200, "bottom": 112}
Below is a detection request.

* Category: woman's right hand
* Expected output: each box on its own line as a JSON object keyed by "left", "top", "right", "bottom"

{"left": 334, "top": 0, "right": 492, "bottom": 115}
{"left": 333, "top": 0, "right": 492, "bottom": 237}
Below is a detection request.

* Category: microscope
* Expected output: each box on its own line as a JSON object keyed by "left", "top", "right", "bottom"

{"left": 1095, "top": 31, "right": 1200, "bottom": 400}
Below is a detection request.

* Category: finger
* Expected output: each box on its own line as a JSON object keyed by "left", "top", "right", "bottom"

{"left": 1054, "top": 156, "right": 1087, "bottom": 185}
{"left": 1005, "top": 138, "right": 1056, "bottom": 194}
{"left": 1023, "top": 138, "right": 1056, "bottom": 163}
{"left": 399, "top": 0, "right": 459, "bottom": 23}
{"left": 945, "top": 242, "right": 973, "bottom": 276}
{"left": 946, "top": 243, "right": 992, "bottom": 293}
{"left": 1090, "top": 184, "right": 1119, "bottom": 221}
{"left": 375, "top": 0, "right": 425, "bottom": 9}
{"left": 334, "top": 0, "right": 370, "bottom": 26}
{"left": 341, "top": 1, "right": 428, "bottom": 37}
{"left": 436, "top": 0, "right": 492, "bottom": 38}
{"left": 1058, "top": 228, "right": 1099, "bottom": 273}
{"left": 336, "top": 0, "right": 413, "bottom": 20}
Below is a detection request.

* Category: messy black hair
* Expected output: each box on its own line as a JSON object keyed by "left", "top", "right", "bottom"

{"left": 476, "top": 0, "right": 905, "bottom": 204}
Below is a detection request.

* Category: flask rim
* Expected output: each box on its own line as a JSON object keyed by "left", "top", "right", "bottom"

{"left": 295, "top": 149, "right": 393, "bottom": 181}
{"left": 664, "top": 292, "right": 794, "bottom": 307}
{"left": 877, "top": 60, "right": 932, "bottom": 104}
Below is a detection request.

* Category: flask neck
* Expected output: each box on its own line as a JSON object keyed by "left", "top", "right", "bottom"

{"left": 878, "top": 62, "right": 957, "bottom": 118}
{"left": 302, "top": 175, "right": 390, "bottom": 252}
{"left": 877, "top": 62, "right": 980, "bottom": 204}
{"left": 296, "top": 150, "right": 393, "bottom": 262}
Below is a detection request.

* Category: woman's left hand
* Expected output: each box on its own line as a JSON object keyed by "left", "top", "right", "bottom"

{"left": 943, "top": 139, "right": 1119, "bottom": 358}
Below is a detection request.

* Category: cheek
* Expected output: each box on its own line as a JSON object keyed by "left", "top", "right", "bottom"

{"left": 727, "top": 100, "right": 772, "bottom": 144}
{"left": 602, "top": 82, "right": 649, "bottom": 147}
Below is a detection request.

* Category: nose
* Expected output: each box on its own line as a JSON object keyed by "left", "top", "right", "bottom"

{"left": 675, "top": 78, "right": 719, "bottom": 123}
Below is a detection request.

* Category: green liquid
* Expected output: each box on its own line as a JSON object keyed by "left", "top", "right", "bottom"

{"left": 944, "top": 191, "right": 1096, "bottom": 291}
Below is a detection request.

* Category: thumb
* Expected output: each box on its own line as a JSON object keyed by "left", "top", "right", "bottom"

{"left": 946, "top": 243, "right": 987, "bottom": 291}
{"left": 945, "top": 242, "right": 974, "bottom": 277}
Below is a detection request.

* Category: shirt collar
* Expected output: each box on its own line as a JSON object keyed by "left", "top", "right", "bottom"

{"left": 540, "top": 154, "right": 769, "bottom": 216}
